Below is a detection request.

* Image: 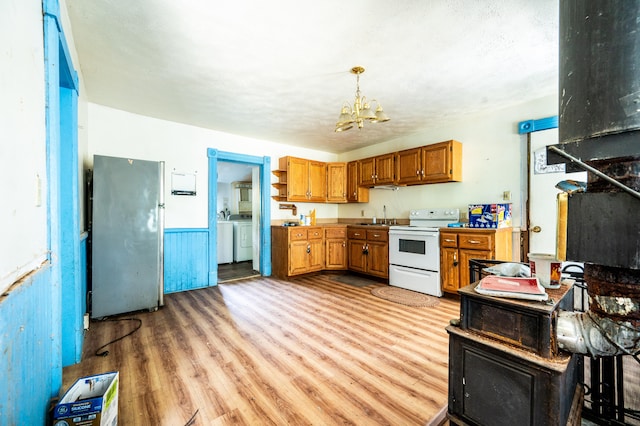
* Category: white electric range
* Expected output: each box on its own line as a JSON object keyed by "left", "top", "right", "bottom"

{"left": 388, "top": 208, "right": 460, "bottom": 297}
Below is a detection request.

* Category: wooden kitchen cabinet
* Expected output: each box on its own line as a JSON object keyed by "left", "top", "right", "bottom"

{"left": 358, "top": 153, "right": 395, "bottom": 187}
{"left": 347, "top": 226, "right": 389, "bottom": 279}
{"left": 346, "top": 161, "right": 369, "bottom": 203}
{"left": 324, "top": 226, "right": 347, "bottom": 270}
{"left": 396, "top": 140, "right": 462, "bottom": 185}
{"left": 276, "top": 156, "right": 327, "bottom": 202}
{"left": 440, "top": 228, "right": 512, "bottom": 294}
{"left": 271, "top": 226, "right": 324, "bottom": 278}
{"left": 326, "top": 162, "right": 347, "bottom": 203}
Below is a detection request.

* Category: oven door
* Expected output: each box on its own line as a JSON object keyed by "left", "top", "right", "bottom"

{"left": 389, "top": 229, "right": 440, "bottom": 271}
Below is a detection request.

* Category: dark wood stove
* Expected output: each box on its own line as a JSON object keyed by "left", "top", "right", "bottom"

{"left": 447, "top": 283, "right": 580, "bottom": 426}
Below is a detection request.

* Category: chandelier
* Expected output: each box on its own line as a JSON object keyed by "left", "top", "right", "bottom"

{"left": 335, "top": 66, "right": 390, "bottom": 132}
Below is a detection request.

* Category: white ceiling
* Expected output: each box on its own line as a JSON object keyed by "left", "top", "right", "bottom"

{"left": 65, "top": 0, "right": 559, "bottom": 154}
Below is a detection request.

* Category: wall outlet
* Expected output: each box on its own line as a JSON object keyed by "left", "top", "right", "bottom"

{"left": 83, "top": 313, "right": 90, "bottom": 330}
{"left": 502, "top": 190, "right": 511, "bottom": 201}
{"left": 361, "top": 209, "right": 365, "bottom": 217}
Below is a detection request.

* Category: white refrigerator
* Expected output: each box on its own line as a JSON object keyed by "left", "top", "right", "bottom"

{"left": 91, "top": 155, "right": 164, "bottom": 318}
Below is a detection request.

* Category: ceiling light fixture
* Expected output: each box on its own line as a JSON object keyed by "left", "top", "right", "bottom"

{"left": 335, "top": 66, "right": 390, "bottom": 132}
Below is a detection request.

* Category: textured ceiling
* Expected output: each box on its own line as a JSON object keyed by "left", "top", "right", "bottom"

{"left": 65, "top": 0, "right": 559, "bottom": 154}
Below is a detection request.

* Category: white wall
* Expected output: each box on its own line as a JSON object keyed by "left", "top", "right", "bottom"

{"left": 0, "top": 0, "right": 48, "bottom": 292}
{"left": 86, "top": 103, "right": 341, "bottom": 228}
{"left": 337, "top": 94, "right": 558, "bottom": 227}
{"left": 86, "top": 95, "right": 557, "bottom": 231}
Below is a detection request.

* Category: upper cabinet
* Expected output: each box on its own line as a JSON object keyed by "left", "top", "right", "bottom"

{"left": 346, "top": 161, "right": 369, "bottom": 203}
{"left": 273, "top": 156, "right": 326, "bottom": 202}
{"left": 396, "top": 140, "right": 462, "bottom": 185}
{"left": 358, "top": 153, "right": 395, "bottom": 187}
{"left": 273, "top": 140, "right": 461, "bottom": 203}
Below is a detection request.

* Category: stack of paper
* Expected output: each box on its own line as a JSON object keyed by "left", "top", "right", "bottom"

{"left": 475, "top": 275, "right": 548, "bottom": 301}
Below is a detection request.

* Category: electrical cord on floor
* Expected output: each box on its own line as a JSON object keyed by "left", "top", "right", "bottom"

{"left": 94, "top": 317, "right": 142, "bottom": 357}
{"left": 184, "top": 409, "right": 199, "bottom": 426}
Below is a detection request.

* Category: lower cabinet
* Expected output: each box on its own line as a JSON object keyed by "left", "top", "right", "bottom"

{"left": 347, "top": 226, "right": 389, "bottom": 279}
{"left": 271, "top": 226, "right": 323, "bottom": 278}
{"left": 324, "top": 226, "right": 347, "bottom": 270}
{"left": 440, "top": 228, "right": 512, "bottom": 293}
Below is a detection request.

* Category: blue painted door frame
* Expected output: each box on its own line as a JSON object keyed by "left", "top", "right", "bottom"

{"left": 207, "top": 149, "right": 271, "bottom": 284}
{"left": 44, "top": 0, "right": 82, "bottom": 378}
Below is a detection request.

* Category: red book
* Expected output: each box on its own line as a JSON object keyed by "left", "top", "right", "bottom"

{"left": 476, "top": 275, "right": 547, "bottom": 299}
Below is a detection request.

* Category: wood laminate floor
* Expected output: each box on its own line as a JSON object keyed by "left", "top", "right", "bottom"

{"left": 63, "top": 275, "right": 460, "bottom": 425}
{"left": 218, "top": 261, "right": 259, "bottom": 283}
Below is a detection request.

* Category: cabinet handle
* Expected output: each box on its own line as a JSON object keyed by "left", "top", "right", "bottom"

{"left": 354, "top": 232, "right": 361, "bottom": 236}
{"left": 306, "top": 244, "right": 311, "bottom": 254}
{"left": 416, "top": 170, "right": 420, "bottom": 175}
{"left": 444, "top": 238, "right": 455, "bottom": 242}
{"left": 453, "top": 252, "right": 458, "bottom": 267}
{"left": 421, "top": 169, "right": 425, "bottom": 176}
{"left": 468, "top": 240, "right": 481, "bottom": 244}
{"left": 373, "top": 234, "right": 380, "bottom": 237}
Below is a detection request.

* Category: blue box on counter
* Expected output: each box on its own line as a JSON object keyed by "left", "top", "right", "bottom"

{"left": 468, "top": 203, "right": 512, "bottom": 228}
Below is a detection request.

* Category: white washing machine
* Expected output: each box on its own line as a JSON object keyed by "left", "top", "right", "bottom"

{"left": 217, "top": 221, "right": 234, "bottom": 264}
{"left": 229, "top": 214, "right": 253, "bottom": 262}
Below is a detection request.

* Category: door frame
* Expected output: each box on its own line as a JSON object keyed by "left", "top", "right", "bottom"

{"left": 44, "top": 0, "right": 82, "bottom": 377}
{"left": 517, "top": 116, "right": 558, "bottom": 261}
{"left": 207, "top": 149, "right": 271, "bottom": 285}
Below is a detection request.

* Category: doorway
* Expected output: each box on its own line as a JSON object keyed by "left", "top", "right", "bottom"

{"left": 207, "top": 149, "right": 271, "bottom": 285}
{"left": 217, "top": 161, "right": 260, "bottom": 282}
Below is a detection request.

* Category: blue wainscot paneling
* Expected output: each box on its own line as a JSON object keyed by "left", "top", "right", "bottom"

{"left": 0, "top": 264, "right": 56, "bottom": 424}
{"left": 164, "top": 228, "right": 210, "bottom": 293}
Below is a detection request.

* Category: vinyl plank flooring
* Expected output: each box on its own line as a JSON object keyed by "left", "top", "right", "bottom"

{"left": 63, "top": 274, "right": 459, "bottom": 425}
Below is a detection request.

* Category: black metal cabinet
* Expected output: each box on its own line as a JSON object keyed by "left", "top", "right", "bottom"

{"left": 447, "top": 326, "right": 579, "bottom": 426}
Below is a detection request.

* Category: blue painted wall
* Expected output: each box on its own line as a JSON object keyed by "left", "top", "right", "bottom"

{"left": 164, "top": 229, "right": 210, "bottom": 293}
{"left": 0, "top": 265, "right": 55, "bottom": 424}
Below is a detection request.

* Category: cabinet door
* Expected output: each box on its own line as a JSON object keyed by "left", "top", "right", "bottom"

{"left": 346, "top": 161, "right": 369, "bottom": 203}
{"left": 308, "top": 160, "right": 327, "bottom": 202}
{"left": 325, "top": 239, "right": 346, "bottom": 270}
{"left": 441, "top": 247, "right": 460, "bottom": 293}
{"left": 289, "top": 240, "right": 311, "bottom": 275}
{"left": 347, "top": 240, "right": 367, "bottom": 272}
{"left": 396, "top": 147, "right": 422, "bottom": 185}
{"left": 375, "top": 153, "right": 396, "bottom": 184}
{"left": 422, "top": 142, "right": 451, "bottom": 183}
{"left": 326, "top": 162, "right": 347, "bottom": 203}
{"left": 359, "top": 157, "right": 376, "bottom": 187}
{"left": 459, "top": 249, "right": 492, "bottom": 288}
{"left": 308, "top": 239, "right": 324, "bottom": 271}
{"left": 423, "top": 140, "right": 462, "bottom": 183}
{"left": 367, "top": 241, "right": 389, "bottom": 278}
{"left": 287, "top": 157, "right": 310, "bottom": 201}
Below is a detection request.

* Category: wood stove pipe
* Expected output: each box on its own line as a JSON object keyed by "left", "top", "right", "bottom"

{"left": 557, "top": 264, "right": 640, "bottom": 358}
{"left": 552, "top": 0, "right": 640, "bottom": 358}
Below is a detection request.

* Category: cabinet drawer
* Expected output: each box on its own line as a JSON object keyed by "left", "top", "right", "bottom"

{"left": 440, "top": 232, "right": 458, "bottom": 247}
{"left": 307, "top": 227, "right": 323, "bottom": 240}
{"left": 366, "top": 229, "right": 388, "bottom": 242}
{"left": 347, "top": 228, "right": 367, "bottom": 240}
{"left": 289, "top": 228, "right": 308, "bottom": 241}
{"left": 325, "top": 227, "right": 346, "bottom": 239}
{"left": 458, "top": 233, "right": 493, "bottom": 250}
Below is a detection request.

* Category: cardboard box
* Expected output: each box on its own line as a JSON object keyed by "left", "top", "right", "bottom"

{"left": 468, "top": 203, "right": 512, "bottom": 228}
{"left": 53, "top": 371, "right": 118, "bottom": 426}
